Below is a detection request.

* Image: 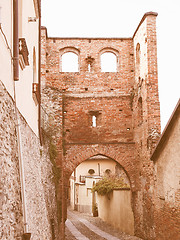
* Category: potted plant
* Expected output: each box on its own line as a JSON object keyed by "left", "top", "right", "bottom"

{"left": 92, "top": 203, "right": 98, "bottom": 217}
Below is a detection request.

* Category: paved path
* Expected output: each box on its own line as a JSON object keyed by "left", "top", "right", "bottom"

{"left": 65, "top": 209, "right": 143, "bottom": 240}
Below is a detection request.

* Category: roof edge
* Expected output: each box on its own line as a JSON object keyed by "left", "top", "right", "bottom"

{"left": 41, "top": 25, "right": 132, "bottom": 40}
{"left": 151, "top": 98, "right": 180, "bottom": 161}
{"left": 48, "top": 37, "right": 132, "bottom": 40}
{"left": 133, "top": 11, "right": 158, "bottom": 39}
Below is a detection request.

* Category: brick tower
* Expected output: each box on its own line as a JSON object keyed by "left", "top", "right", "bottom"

{"left": 41, "top": 12, "right": 161, "bottom": 239}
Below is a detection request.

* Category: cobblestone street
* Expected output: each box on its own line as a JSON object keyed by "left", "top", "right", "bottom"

{"left": 65, "top": 209, "right": 143, "bottom": 240}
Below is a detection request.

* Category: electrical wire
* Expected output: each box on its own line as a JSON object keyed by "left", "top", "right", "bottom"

{"left": 0, "top": 24, "right": 13, "bottom": 59}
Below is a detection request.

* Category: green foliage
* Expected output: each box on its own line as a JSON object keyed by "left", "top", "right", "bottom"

{"left": 49, "top": 139, "right": 58, "bottom": 162}
{"left": 42, "top": 121, "right": 62, "bottom": 226}
{"left": 42, "top": 125, "right": 60, "bottom": 184}
{"left": 92, "top": 175, "right": 130, "bottom": 196}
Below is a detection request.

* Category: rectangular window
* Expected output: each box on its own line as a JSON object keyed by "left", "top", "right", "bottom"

{"left": 92, "top": 115, "right": 97, "bottom": 127}
{"left": 89, "top": 110, "right": 101, "bottom": 127}
{"left": 88, "top": 63, "right": 91, "bottom": 72}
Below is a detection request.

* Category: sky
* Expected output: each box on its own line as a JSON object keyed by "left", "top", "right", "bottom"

{"left": 41, "top": 0, "right": 180, "bottom": 132}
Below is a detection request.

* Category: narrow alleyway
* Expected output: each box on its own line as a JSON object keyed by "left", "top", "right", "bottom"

{"left": 65, "top": 209, "right": 143, "bottom": 240}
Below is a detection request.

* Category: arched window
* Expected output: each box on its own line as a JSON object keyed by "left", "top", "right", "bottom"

{"left": 62, "top": 52, "right": 79, "bottom": 72}
{"left": 138, "top": 97, "right": 143, "bottom": 125}
{"left": 136, "top": 43, "right": 141, "bottom": 77}
{"left": 101, "top": 52, "right": 117, "bottom": 72}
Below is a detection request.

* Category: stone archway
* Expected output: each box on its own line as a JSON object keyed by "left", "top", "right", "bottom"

{"left": 64, "top": 143, "right": 139, "bottom": 192}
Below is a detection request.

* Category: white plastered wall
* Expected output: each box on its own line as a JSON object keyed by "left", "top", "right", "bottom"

{"left": 155, "top": 116, "right": 180, "bottom": 204}
{"left": 15, "top": 0, "right": 39, "bottom": 136}
{"left": 133, "top": 18, "right": 148, "bottom": 83}
{"left": 0, "top": 0, "right": 14, "bottom": 95}
{"left": 0, "top": 0, "right": 39, "bottom": 136}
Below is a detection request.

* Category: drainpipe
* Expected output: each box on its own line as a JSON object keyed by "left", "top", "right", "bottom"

{"left": 13, "top": 0, "right": 29, "bottom": 235}
{"left": 14, "top": 107, "right": 29, "bottom": 234}
{"left": 38, "top": 0, "right": 42, "bottom": 144}
{"left": 13, "top": 0, "right": 19, "bottom": 81}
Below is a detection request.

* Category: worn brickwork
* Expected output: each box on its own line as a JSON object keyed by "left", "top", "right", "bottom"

{"left": 132, "top": 13, "right": 161, "bottom": 239}
{"left": 41, "top": 12, "right": 162, "bottom": 240}
{"left": 0, "top": 80, "right": 59, "bottom": 240}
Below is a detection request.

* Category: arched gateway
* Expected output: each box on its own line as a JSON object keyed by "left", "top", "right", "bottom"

{"left": 41, "top": 12, "right": 161, "bottom": 240}
{"left": 64, "top": 145, "right": 137, "bottom": 191}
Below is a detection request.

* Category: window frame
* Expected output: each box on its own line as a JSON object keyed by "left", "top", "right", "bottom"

{"left": 99, "top": 47, "right": 119, "bottom": 72}
{"left": 59, "top": 47, "right": 80, "bottom": 73}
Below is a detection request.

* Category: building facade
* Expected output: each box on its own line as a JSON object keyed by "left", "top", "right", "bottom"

{"left": 0, "top": 1, "right": 59, "bottom": 239}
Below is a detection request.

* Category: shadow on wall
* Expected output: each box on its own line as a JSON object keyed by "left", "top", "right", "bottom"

{"left": 97, "top": 189, "right": 134, "bottom": 236}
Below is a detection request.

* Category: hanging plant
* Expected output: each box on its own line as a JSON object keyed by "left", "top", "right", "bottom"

{"left": 92, "top": 175, "right": 129, "bottom": 196}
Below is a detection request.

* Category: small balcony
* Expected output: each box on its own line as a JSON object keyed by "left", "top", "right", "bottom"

{"left": 32, "top": 83, "right": 40, "bottom": 104}
{"left": 19, "top": 38, "right": 29, "bottom": 69}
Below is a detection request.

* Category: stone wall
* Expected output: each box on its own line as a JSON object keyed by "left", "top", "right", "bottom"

{"left": 0, "top": 80, "right": 59, "bottom": 240}
{"left": 0, "top": 82, "right": 23, "bottom": 239}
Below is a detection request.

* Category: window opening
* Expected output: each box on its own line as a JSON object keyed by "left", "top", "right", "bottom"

{"left": 92, "top": 115, "right": 97, "bottom": 127}
{"left": 89, "top": 110, "right": 101, "bottom": 127}
{"left": 85, "top": 56, "right": 94, "bottom": 72}
{"left": 138, "top": 97, "right": 143, "bottom": 125}
{"left": 101, "top": 52, "right": 117, "bottom": 72}
{"left": 33, "top": 47, "right": 36, "bottom": 83}
{"left": 88, "top": 63, "right": 91, "bottom": 72}
{"left": 136, "top": 43, "right": 141, "bottom": 78}
{"left": 105, "top": 169, "right": 111, "bottom": 175}
{"left": 62, "top": 52, "right": 79, "bottom": 72}
{"left": 88, "top": 169, "right": 95, "bottom": 175}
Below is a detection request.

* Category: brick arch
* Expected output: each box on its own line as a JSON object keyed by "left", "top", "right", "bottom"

{"left": 59, "top": 46, "right": 80, "bottom": 56}
{"left": 64, "top": 144, "right": 139, "bottom": 192}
